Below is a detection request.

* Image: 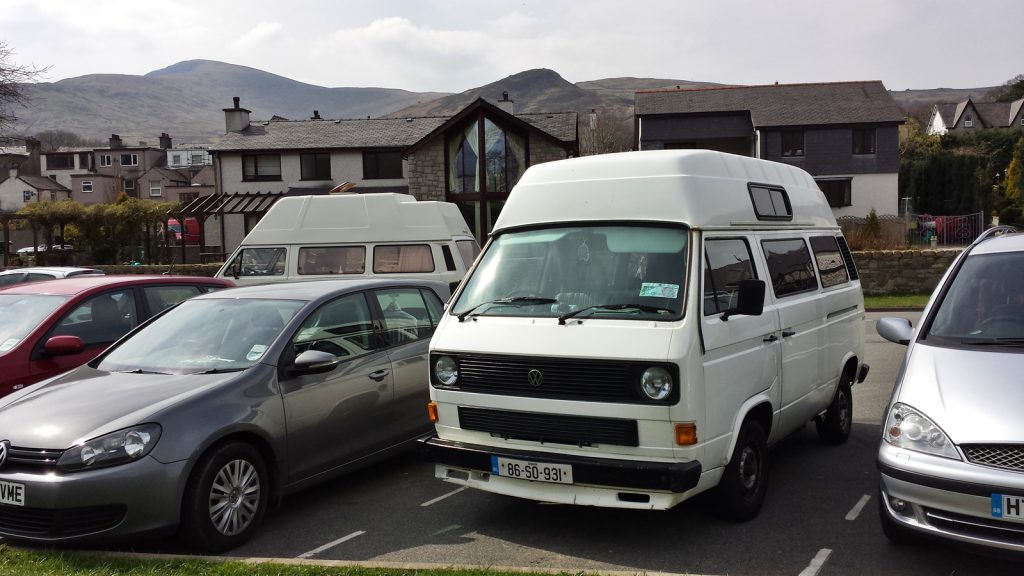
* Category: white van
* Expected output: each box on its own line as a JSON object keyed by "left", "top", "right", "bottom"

{"left": 216, "top": 193, "right": 480, "bottom": 290}
{"left": 421, "top": 150, "right": 868, "bottom": 518}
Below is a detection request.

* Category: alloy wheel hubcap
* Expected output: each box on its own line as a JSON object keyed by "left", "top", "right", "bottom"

{"left": 739, "top": 446, "right": 759, "bottom": 491}
{"left": 208, "top": 458, "right": 261, "bottom": 536}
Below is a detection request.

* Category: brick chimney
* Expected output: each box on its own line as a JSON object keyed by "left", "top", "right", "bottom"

{"left": 109, "top": 134, "right": 123, "bottom": 149}
{"left": 497, "top": 91, "right": 514, "bottom": 114}
{"left": 223, "top": 96, "right": 251, "bottom": 133}
{"left": 159, "top": 132, "right": 172, "bottom": 149}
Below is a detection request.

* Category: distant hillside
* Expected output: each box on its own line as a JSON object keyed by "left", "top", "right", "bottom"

{"left": 575, "top": 77, "right": 726, "bottom": 104}
{"left": 889, "top": 86, "right": 997, "bottom": 123}
{"left": 14, "top": 60, "right": 449, "bottom": 143}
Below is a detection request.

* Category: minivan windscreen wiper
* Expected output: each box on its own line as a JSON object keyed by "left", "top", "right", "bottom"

{"left": 558, "top": 303, "right": 675, "bottom": 325}
{"left": 958, "top": 337, "right": 1024, "bottom": 347}
{"left": 456, "top": 297, "right": 558, "bottom": 322}
{"left": 190, "top": 367, "right": 247, "bottom": 375}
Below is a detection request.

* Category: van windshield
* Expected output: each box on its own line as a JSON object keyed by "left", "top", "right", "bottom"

{"left": 452, "top": 225, "right": 688, "bottom": 321}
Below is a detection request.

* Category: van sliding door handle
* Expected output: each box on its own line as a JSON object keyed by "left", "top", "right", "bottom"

{"left": 782, "top": 330, "right": 796, "bottom": 338}
{"left": 763, "top": 334, "right": 778, "bottom": 343}
{"left": 368, "top": 369, "right": 391, "bottom": 382}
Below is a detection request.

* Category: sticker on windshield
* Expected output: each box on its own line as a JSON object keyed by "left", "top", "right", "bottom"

{"left": 639, "top": 283, "right": 679, "bottom": 298}
{"left": 0, "top": 339, "right": 18, "bottom": 352}
{"left": 246, "top": 345, "right": 268, "bottom": 361}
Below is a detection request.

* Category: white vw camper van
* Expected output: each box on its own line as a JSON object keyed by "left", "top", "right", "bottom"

{"left": 422, "top": 150, "right": 868, "bottom": 518}
{"left": 215, "top": 193, "right": 480, "bottom": 289}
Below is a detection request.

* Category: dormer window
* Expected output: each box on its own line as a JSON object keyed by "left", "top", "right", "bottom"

{"left": 964, "top": 114, "right": 974, "bottom": 128}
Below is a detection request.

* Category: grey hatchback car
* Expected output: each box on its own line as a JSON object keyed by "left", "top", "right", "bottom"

{"left": 0, "top": 278, "right": 449, "bottom": 551}
{"left": 877, "top": 227, "right": 1024, "bottom": 552}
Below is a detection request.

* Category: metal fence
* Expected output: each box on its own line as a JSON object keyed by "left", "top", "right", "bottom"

{"left": 836, "top": 211, "right": 986, "bottom": 249}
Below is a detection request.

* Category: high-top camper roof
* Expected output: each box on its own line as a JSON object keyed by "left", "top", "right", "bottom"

{"left": 493, "top": 150, "right": 838, "bottom": 233}
{"left": 241, "top": 193, "right": 473, "bottom": 245}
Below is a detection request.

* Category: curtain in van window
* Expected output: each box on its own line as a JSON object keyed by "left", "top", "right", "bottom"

{"left": 373, "top": 245, "right": 434, "bottom": 273}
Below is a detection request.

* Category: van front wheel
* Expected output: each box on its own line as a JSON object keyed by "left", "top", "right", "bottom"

{"left": 715, "top": 420, "right": 768, "bottom": 521}
{"left": 815, "top": 374, "right": 853, "bottom": 445}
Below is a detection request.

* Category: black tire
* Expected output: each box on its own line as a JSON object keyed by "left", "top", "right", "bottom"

{"left": 180, "top": 442, "right": 269, "bottom": 552}
{"left": 878, "top": 489, "right": 920, "bottom": 545}
{"left": 715, "top": 420, "right": 768, "bottom": 521}
{"left": 816, "top": 373, "right": 853, "bottom": 445}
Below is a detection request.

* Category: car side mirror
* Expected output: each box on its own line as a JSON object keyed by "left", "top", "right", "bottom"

{"left": 290, "top": 349, "right": 340, "bottom": 375}
{"left": 877, "top": 317, "right": 913, "bottom": 346}
{"left": 721, "top": 279, "right": 765, "bottom": 321}
{"left": 44, "top": 335, "right": 84, "bottom": 356}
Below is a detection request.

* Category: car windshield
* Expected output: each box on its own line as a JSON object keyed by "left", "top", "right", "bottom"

{"left": 927, "top": 252, "right": 1024, "bottom": 343}
{"left": 97, "top": 298, "right": 305, "bottom": 374}
{"left": 451, "top": 225, "right": 689, "bottom": 321}
{"left": 0, "top": 294, "right": 68, "bottom": 354}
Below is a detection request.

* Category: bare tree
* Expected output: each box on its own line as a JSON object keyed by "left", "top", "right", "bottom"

{"left": 34, "top": 129, "right": 104, "bottom": 151}
{"left": 579, "top": 107, "right": 635, "bottom": 156}
{"left": 0, "top": 41, "right": 47, "bottom": 135}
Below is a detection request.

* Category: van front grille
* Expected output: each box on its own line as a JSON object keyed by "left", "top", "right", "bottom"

{"left": 458, "top": 407, "right": 639, "bottom": 447}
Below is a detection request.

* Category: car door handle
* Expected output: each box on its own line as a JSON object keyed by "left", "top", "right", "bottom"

{"left": 763, "top": 334, "right": 778, "bottom": 343}
{"left": 782, "top": 330, "right": 796, "bottom": 338}
{"left": 368, "top": 368, "right": 391, "bottom": 382}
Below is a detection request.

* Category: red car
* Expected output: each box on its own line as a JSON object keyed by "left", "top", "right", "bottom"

{"left": 0, "top": 275, "right": 234, "bottom": 397}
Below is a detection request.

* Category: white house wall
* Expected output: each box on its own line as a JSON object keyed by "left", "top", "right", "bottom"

{"left": 218, "top": 151, "right": 409, "bottom": 194}
{"left": 831, "top": 172, "right": 898, "bottom": 218}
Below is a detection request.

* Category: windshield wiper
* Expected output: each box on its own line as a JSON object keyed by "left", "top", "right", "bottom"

{"left": 558, "top": 303, "right": 675, "bottom": 325}
{"left": 190, "top": 367, "right": 246, "bottom": 375}
{"left": 115, "top": 368, "right": 170, "bottom": 375}
{"left": 959, "top": 337, "right": 1024, "bottom": 347}
{"left": 456, "top": 297, "right": 557, "bottom": 322}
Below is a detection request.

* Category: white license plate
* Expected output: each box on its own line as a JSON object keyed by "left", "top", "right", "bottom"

{"left": 0, "top": 479, "right": 25, "bottom": 507}
{"left": 490, "top": 456, "right": 573, "bottom": 484}
{"left": 992, "top": 494, "right": 1024, "bottom": 521}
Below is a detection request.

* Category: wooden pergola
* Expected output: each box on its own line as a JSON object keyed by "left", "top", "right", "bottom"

{"left": 171, "top": 191, "right": 286, "bottom": 264}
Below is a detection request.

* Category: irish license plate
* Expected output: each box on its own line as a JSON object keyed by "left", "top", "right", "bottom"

{"left": 991, "top": 494, "right": 1024, "bottom": 521}
{"left": 491, "top": 456, "right": 573, "bottom": 484}
{"left": 0, "top": 480, "right": 25, "bottom": 507}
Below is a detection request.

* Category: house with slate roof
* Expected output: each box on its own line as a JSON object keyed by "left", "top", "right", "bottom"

{"left": 0, "top": 168, "right": 71, "bottom": 213}
{"left": 634, "top": 81, "right": 906, "bottom": 217}
{"left": 926, "top": 97, "right": 1024, "bottom": 136}
{"left": 206, "top": 95, "right": 577, "bottom": 251}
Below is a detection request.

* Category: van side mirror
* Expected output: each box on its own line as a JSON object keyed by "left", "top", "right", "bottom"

{"left": 721, "top": 279, "right": 765, "bottom": 321}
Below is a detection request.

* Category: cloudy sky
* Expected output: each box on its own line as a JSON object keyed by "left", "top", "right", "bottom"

{"left": 3, "top": 0, "right": 1021, "bottom": 93}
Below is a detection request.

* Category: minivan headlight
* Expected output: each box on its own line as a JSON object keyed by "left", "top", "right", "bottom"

{"left": 57, "top": 424, "right": 162, "bottom": 472}
{"left": 640, "top": 367, "right": 673, "bottom": 401}
{"left": 883, "top": 403, "right": 960, "bottom": 460}
{"left": 433, "top": 355, "right": 459, "bottom": 386}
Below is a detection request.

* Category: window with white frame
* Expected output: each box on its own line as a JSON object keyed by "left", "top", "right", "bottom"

{"left": 82, "top": 181, "right": 93, "bottom": 193}
{"left": 149, "top": 180, "right": 162, "bottom": 197}
{"left": 124, "top": 179, "right": 135, "bottom": 193}
{"left": 120, "top": 153, "right": 139, "bottom": 166}
{"left": 171, "top": 153, "right": 182, "bottom": 166}
{"left": 964, "top": 114, "right": 974, "bottom": 128}
{"left": 100, "top": 154, "right": 112, "bottom": 167}
{"left": 23, "top": 190, "right": 34, "bottom": 202}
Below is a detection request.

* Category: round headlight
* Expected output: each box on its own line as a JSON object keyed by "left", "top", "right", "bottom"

{"left": 640, "top": 367, "right": 673, "bottom": 401}
{"left": 434, "top": 356, "right": 459, "bottom": 386}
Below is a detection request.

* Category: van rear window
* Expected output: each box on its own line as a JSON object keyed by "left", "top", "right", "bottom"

{"left": 809, "top": 236, "right": 849, "bottom": 288}
{"left": 762, "top": 238, "right": 817, "bottom": 297}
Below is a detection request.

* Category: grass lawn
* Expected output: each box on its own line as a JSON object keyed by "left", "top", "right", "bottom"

{"left": 0, "top": 546, "right": 585, "bottom": 576}
{"left": 862, "top": 293, "right": 929, "bottom": 310}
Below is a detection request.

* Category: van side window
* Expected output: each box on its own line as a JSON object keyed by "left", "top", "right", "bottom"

{"left": 703, "top": 238, "right": 758, "bottom": 316}
{"left": 441, "top": 245, "right": 457, "bottom": 271}
{"left": 762, "top": 239, "right": 818, "bottom": 297}
{"left": 373, "top": 245, "right": 435, "bottom": 273}
{"left": 456, "top": 239, "right": 481, "bottom": 268}
{"left": 231, "top": 247, "right": 286, "bottom": 277}
{"left": 809, "top": 236, "right": 849, "bottom": 288}
{"left": 748, "top": 184, "right": 792, "bottom": 220}
{"left": 298, "top": 246, "right": 366, "bottom": 275}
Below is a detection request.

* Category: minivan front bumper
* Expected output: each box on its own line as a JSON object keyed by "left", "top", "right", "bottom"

{"left": 421, "top": 435, "right": 701, "bottom": 501}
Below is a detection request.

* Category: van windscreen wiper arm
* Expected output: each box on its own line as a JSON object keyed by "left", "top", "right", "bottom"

{"left": 457, "top": 297, "right": 557, "bottom": 322}
{"left": 558, "top": 303, "right": 674, "bottom": 325}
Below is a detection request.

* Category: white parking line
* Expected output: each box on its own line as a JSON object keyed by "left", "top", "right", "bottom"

{"left": 845, "top": 494, "right": 871, "bottom": 521}
{"left": 297, "top": 530, "right": 365, "bottom": 559}
{"left": 797, "top": 548, "right": 832, "bottom": 576}
{"left": 420, "top": 486, "right": 467, "bottom": 507}
{"left": 432, "top": 524, "right": 461, "bottom": 536}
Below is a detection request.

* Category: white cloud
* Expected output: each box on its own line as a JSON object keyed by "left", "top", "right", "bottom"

{"left": 229, "top": 21, "right": 293, "bottom": 52}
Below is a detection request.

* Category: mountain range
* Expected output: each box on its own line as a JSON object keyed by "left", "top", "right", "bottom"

{"left": 11, "top": 59, "right": 995, "bottom": 146}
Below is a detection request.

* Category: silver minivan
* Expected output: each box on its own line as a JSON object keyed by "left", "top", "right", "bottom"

{"left": 877, "top": 227, "right": 1024, "bottom": 552}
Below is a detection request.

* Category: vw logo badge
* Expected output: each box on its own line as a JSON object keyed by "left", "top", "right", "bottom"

{"left": 527, "top": 369, "right": 544, "bottom": 387}
{"left": 0, "top": 440, "right": 8, "bottom": 469}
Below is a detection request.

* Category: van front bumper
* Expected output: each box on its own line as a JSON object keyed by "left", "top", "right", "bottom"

{"left": 420, "top": 435, "right": 701, "bottom": 493}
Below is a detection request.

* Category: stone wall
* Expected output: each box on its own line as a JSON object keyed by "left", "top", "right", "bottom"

{"left": 407, "top": 139, "right": 446, "bottom": 201}
{"left": 853, "top": 248, "right": 961, "bottom": 295}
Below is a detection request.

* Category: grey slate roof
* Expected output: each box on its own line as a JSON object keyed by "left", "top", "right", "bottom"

{"left": 19, "top": 176, "right": 70, "bottom": 191}
{"left": 210, "top": 117, "right": 450, "bottom": 152}
{"left": 516, "top": 112, "right": 578, "bottom": 143}
{"left": 974, "top": 102, "right": 1014, "bottom": 127}
{"left": 635, "top": 81, "right": 906, "bottom": 127}
{"left": 933, "top": 103, "right": 958, "bottom": 128}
